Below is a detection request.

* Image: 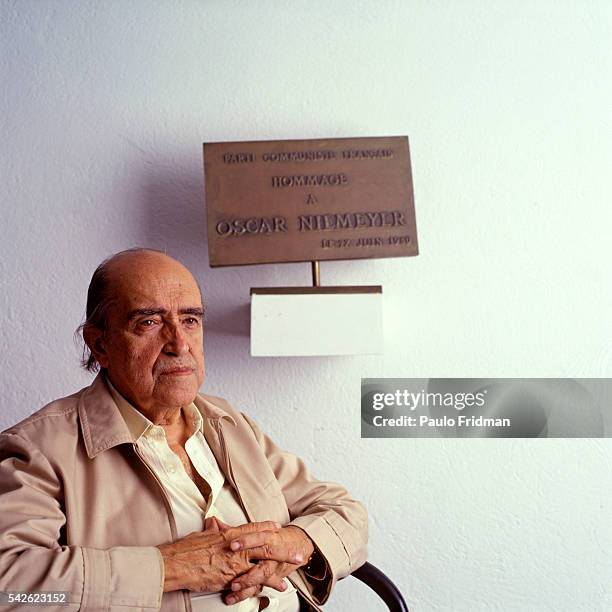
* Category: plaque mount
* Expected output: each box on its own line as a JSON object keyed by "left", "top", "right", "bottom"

{"left": 203, "top": 136, "right": 418, "bottom": 356}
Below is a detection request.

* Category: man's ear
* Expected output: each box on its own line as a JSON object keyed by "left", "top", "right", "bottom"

{"left": 83, "top": 326, "right": 110, "bottom": 369}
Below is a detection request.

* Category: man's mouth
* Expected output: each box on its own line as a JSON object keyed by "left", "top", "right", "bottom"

{"left": 159, "top": 367, "right": 194, "bottom": 376}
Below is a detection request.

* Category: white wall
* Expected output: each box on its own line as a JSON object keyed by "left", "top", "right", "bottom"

{"left": 2, "top": 1, "right": 611, "bottom": 610}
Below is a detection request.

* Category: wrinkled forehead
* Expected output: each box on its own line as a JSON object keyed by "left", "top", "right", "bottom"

{"left": 107, "top": 255, "right": 204, "bottom": 313}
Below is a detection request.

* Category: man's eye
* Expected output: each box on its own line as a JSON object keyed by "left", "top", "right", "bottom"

{"left": 184, "top": 317, "right": 201, "bottom": 326}
{"left": 139, "top": 319, "right": 157, "bottom": 327}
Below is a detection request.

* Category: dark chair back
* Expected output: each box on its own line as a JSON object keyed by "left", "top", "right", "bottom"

{"left": 350, "top": 561, "right": 409, "bottom": 612}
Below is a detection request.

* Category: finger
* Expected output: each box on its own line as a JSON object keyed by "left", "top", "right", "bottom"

{"left": 204, "top": 516, "right": 233, "bottom": 532}
{"left": 223, "top": 521, "right": 281, "bottom": 542}
{"left": 232, "top": 561, "right": 297, "bottom": 593}
{"left": 204, "top": 517, "right": 221, "bottom": 532}
{"left": 224, "top": 584, "right": 262, "bottom": 606}
{"left": 262, "top": 573, "right": 290, "bottom": 593}
{"left": 230, "top": 560, "right": 277, "bottom": 592}
{"left": 243, "top": 561, "right": 292, "bottom": 593}
{"left": 229, "top": 529, "right": 277, "bottom": 552}
{"left": 246, "top": 544, "right": 305, "bottom": 565}
{"left": 216, "top": 518, "right": 233, "bottom": 532}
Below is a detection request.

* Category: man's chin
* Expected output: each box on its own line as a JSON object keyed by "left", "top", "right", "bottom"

{"left": 154, "top": 378, "right": 200, "bottom": 407}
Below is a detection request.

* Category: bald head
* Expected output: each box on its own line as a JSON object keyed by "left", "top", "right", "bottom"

{"left": 106, "top": 248, "right": 177, "bottom": 271}
{"left": 105, "top": 250, "right": 200, "bottom": 298}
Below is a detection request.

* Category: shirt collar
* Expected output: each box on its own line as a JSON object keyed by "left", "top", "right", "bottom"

{"left": 105, "top": 377, "right": 205, "bottom": 442}
{"left": 77, "top": 373, "right": 237, "bottom": 458}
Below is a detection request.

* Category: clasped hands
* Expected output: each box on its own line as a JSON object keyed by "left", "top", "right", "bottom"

{"left": 157, "top": 516, "right": 315, "bottom": 605}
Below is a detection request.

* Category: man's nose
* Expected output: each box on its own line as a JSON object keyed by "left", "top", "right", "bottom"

{"left": 162, "top": 324, "right": 189, "bottom": 356}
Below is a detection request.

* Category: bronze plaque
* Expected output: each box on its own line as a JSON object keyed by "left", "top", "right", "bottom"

{"left": 204, "top": 136, "right": 418, "bottom": 267}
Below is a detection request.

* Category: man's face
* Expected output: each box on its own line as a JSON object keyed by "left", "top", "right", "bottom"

{"left": 93, "top": 253, "right": 205, "bottom": 414}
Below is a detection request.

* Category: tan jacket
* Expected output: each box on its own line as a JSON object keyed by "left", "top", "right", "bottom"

{"left": 0, "top": 375, "right": 367, "bottom": 611}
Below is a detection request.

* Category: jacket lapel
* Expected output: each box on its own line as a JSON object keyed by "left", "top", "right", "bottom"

{"left": 196, "top": 395, "right": 290, "bottom": 524}
{"left": 77, "top": 374, "right": 134, "bottom": 458}
{"left": 78, "top": 382, "right": 276, "bottom": 524}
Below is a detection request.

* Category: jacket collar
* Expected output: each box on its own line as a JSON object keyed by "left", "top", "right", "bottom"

{"left": 78, "top": 373, "right": 235, "bottom": 459}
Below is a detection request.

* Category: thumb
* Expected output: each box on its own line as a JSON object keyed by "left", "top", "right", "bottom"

{"left": 204, "top": 516, "right": 221, "bottom": 532}
{"left": 216, "top": 518, "right": 233, "bottom": 532}
{"left": 205, "top": 516, "right": 233, "bottom": 532}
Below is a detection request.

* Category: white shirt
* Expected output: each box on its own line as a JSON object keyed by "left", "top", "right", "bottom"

{"left": 107, "top": 381, "right": 300, "bottom": 612}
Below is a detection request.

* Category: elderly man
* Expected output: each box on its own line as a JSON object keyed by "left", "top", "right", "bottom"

{"left": 0, "top": 249, "right": 367, "bottom": 611}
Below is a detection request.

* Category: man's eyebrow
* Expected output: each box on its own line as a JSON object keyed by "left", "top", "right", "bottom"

{"left": 127, "top": 308, "right": 167, "bottom": 321}
{"left": 179, "top": 307, "right": 205, "bottom": 317}
{"left": 127, "top": 307, "right": 205, "bottom": 321}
